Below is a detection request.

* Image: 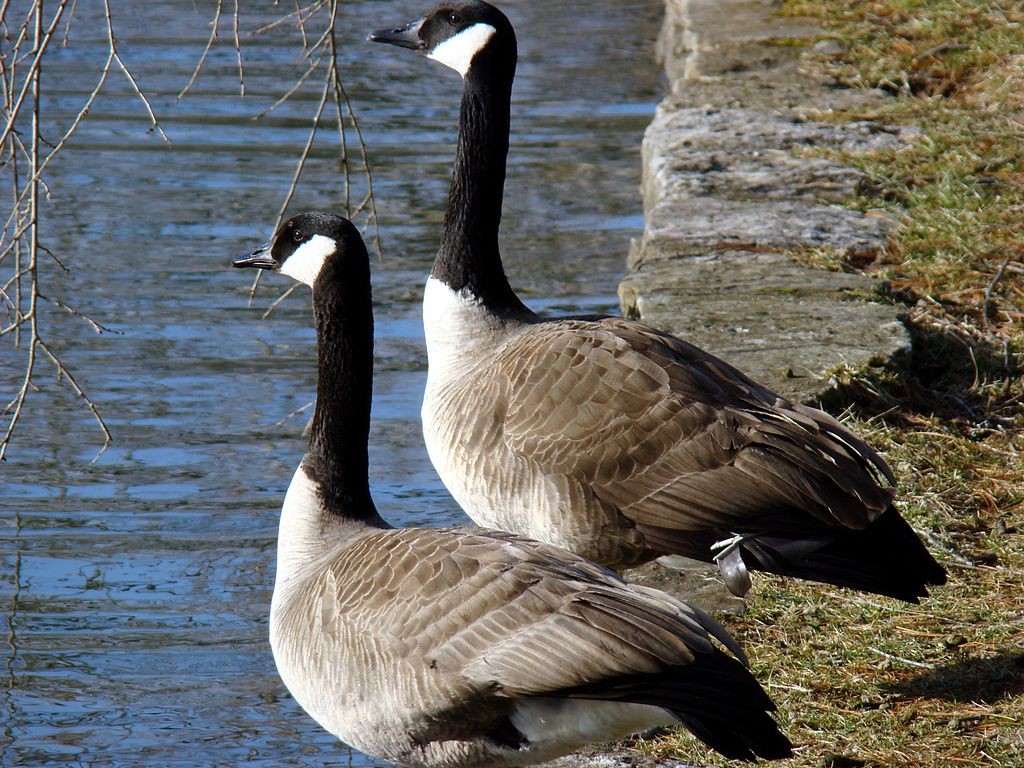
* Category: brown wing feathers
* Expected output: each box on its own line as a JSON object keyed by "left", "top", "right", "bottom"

{"left": 499, "top": 318, "right": 945, "bottom": 599}
{"left": 349, "top": 529, "right": 790, "bottom": 760}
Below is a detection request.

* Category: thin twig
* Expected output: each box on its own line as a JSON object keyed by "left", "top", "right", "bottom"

{"left": 102, "top": 0, "right": 169, "bottom": 143}
{"left": 982, "top": 254, "right": 1015, "bottom": 330}
{"left": 326, "top": 0, "right": 350, "bottom": 214}
{"left": 177, "top": 0, "right": 223, "bottom": 101}
{"left": 61, "top": 0, "right": 79, "bottom": 46}
{"left": 1, "top": 0, "right": 157, "bottom": 459}
{"left": 912, "top": 42, "right": 969, "bottom": 62}
{"left": 920, "top": 530, "right": 978, "bottom": 569}
{"left": 0, "top": 0, "right": 71, "bottom": 150}
{"left": 231, "top": 0, "right": 245, "bottom": 97}
{"left": 52, "top": 298, "right": 122, "bottom": 335}
{"left": 867, "top": 646, "right": 935, "bottom": 670}
{"left": 261, "top": 283, "right": 299, "bottom": 319}
{"left": 248, "top": 56, "right": 333, "bottom": 306}
{"left": 326, "top": 2, "right": 382, "bottom": 257}
{"left": 293, "top": 0, "right": 310, "bottom": 50}
{"left": 0, "top": 1, "right": 44, "bottom": 462}
{"left": 253, "top": 0, "right": 326, "bottom": 38}
{"left": 37, "top": 338, "right": 111, "bottom": 460}
{"left": 1, "top": 40, "right": 115, "bottom": 235}
{"left": 273, "top": 399, "right": 314, "bottom": 428}
{"left": 256, "top": 53, "right": 323, "bottom": 119}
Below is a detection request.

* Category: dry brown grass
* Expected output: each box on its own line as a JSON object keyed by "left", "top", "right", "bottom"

{"left": 636, "top": 1, "right": 1024, "bottom": 765}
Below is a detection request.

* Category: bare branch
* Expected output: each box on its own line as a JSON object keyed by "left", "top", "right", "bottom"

{"left": 253, "top": 1, "right": 327, "bottom": 39}
{"left": 0, "top": 0, "right": 72, "bottom": 151}
{"left": 0, "top": 336, "right": 36, "bottom": 461}
{"left": 177, "top": 0, "right": 223, "bottom": 101}
{"left": 1, "top": 0, "right": 147, "bottom": 459}
{"left": 231, "top": 0, "right": 245, "bottom": 97}
{"left": 102, "top": 0, "right": 169, "bottom": 144}
{"left": 248, "top": 55, "right": 333, "bottom": 306}
{"left": 274, "top": 398, "right": 314, "bottom": 428}
{"left": 261, "top": 283, "right": 300, "bottom": 320}
{"left": 61, "top": 0, "right": 79, "bottom": 46}
{"left": 51, "top": 297, "right": 122, "bottom": 335}
{"left": 256, "top": 52, "right": 323, "bottom": 119}
{"left": 37, "top": 338, "right": 111, "bottom": 460}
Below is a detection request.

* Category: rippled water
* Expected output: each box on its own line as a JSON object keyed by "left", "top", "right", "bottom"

{"left": 1, "top": 1, "right": 662, "bottom": 764}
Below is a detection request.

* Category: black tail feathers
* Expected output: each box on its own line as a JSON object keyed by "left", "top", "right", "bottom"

{"left": 740, "top": 507, "right": 947, "bottom": 602}
{"left": 561, "top": 651, "right": 792, "bottom": 761}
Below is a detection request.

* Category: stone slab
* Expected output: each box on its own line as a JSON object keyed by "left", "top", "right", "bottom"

{"left": 620, "top": 0, "right": 910, "bottom": 403}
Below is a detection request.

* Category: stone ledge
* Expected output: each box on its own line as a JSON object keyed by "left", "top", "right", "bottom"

{"left": 620, "top": 0, "right": 910, "bottom": 404}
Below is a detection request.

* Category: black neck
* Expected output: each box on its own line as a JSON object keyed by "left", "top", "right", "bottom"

{"left": 303, "top": 255, "right": 379, "bottom": 522}
{"left": 433, "top": 41, "right": 529, "bottom": 315}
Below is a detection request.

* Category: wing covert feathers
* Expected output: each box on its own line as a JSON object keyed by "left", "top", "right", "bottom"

{"left": 294, "top": 526, "right": 789, "bottom": 761}
{"left": 493, "top": 317, "right": 944, "bottom": 597}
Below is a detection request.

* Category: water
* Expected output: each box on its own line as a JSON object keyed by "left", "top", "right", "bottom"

{"left": 0, "top": 1, "right": 663, "bottom": 764}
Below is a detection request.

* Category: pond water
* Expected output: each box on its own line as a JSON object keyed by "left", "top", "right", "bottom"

{"left": 0, "top": 0, "right": 663, "bottom": 764}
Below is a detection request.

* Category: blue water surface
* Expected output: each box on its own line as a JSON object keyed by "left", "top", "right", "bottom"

{"left": 0, "top": 1, "right": 662, "bottom": 764}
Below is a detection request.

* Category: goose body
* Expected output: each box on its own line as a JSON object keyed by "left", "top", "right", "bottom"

{"left": 235, "top": 212, "right": 791, "bottom": 767}
{"left": 369, "top": 1, "right": 946, "bottom": 601}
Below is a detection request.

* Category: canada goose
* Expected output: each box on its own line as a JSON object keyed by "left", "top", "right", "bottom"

{"left": 233, "top": 211, "right": 791, "bottom": 767}
{"left": 368, "top": 1, "right": 946, "bottom": 601}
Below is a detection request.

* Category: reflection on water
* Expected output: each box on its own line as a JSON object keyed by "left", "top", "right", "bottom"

{"left": 0, "top": 0, "right": 662, "bottom": 764}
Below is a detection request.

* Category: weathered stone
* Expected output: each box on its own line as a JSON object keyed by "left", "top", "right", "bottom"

{"left": 620, "top": 251, "right": 910, "bottom": 403}
{"left": 621, "top": 0, "right": 910, "bottom": 403}
{"left": 641, "top": 106, "right": 906, "bottom": 207}
{"left": 633, "top": 198, "right": 893, "bottom": 269}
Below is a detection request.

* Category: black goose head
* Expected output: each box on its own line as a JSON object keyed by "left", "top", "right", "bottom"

{"left": 234, "top": 212, "right": 363, "bottom": 289}
{"left": 368, "top": 0, "right": 515, "bottom": 79}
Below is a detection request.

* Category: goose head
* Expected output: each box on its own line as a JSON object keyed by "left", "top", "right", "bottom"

{"left": 234, "top": 212, "right": 363, "bottom": 289}
{"left": 369, "top": 0, "right": 515, "bottom": 79}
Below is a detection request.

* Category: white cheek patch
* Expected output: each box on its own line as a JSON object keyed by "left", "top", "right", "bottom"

{"left": 427, "top": 23, "right": 496, "bottom": 77}
{"left": 280, "top": 234, "right": 336, "bottom": 287}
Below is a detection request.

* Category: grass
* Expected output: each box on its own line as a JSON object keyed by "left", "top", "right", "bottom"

{"left": 635, "top": 1, "right": 1024, "bottom": 766}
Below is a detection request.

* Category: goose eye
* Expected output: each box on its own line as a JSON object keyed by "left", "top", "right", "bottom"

{"left": 292, "top": 229, "right": 305, "bottom": 242}
{"left": 447, "top": 12, "right": 462, "bottom": 24}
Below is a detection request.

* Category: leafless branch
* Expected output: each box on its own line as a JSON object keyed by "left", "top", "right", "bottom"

{"left": 61, "top": 0, "right": 79, "bottom": 46}
{"left": 254, "top": 1, "right": 326, "bottom": 38}
{"left": 261, "top": 283, "right": 300, "bottom": 319}
{"left": 0, "top": 0, "right": 71, "bottom": 150}
{"left": 52, "top": 297, "right": 123, "bottom": 335}
{"left": 177, "top": 0, "right": 223, "bottom": 101}
{"left": 247, "top": 56, "right": 332, "bottom": 306}
{"left": 231, "top": 0, "right": 245, "bottom": 96}
{"left": 256, "top": 52, "right": 324, "bottom": 119}
{"left": 101, "top": 0, "right": 169, "bottom": 143}
{"left": 273, "top": 398, "right": 314, "bottom": 428}
{"left": 3, "top": 0, "right": 385, "bottom": 455}
{"left": 248, "top": 0, "right": 382, "bottom": 307}
{"left": 37, "top": 338, "right": 111, "bottom": 460}
{"left": 2, "top": 0, "right": 167, "bottom": 459}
